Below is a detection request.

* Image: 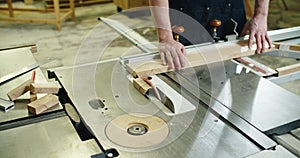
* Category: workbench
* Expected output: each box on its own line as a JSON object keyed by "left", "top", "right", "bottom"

{"left": 113, "top": 0, "right": 149, "bottom": 11}
{"left": 0, "top": 0, "right": 75, "bottom": 30}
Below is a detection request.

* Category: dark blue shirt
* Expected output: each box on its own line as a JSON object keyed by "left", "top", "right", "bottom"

{"left": 169, "top": 0, "right": 247, "bottom": 44}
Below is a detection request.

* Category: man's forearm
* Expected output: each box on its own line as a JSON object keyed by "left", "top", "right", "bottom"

{"left": 254, "top": 0, "right": 269, "bottom": 17}
{"left": 149, "top": 0, "right": 173, "bottom": 42}
{"left": 244, "top": 0, "right": 271, "bottom": 52}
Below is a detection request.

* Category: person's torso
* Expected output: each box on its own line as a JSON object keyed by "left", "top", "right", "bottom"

{"left": 169, "top": 0, "right": 247, "bottom": 44}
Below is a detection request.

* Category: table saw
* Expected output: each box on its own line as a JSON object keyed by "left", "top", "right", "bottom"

{"left": 46, "top": 9, "right": 300, "bottom": 158}
{"left": 2, "top": 8, "right": 299, "bottom": 158}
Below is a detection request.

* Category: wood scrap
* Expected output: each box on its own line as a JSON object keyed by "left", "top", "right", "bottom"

{"left": 30, "top": 83, "right": 60, "bottom": 94}
{"left": 7, "top": 79, "right": 33, "bottom": 101}
{"left": 27, "top": 94, "right": 59, "bottom": 115}
{"left": 133, "top": 78, "right": 151, "bottom": 95}
{"left": 30, "top": 92, "right": 37, "bottom": 102}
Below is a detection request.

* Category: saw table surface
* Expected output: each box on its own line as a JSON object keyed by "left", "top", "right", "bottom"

{"left": 174, "top": 60, "right": 300, "bottom": 134}
{"left": 52, "top": 60, "right": 263, "bottom": 157}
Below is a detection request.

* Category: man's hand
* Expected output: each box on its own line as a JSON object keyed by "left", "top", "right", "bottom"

{"left": 149, "top": 0, "right": 186, "bottom": 69}
{"left": 242, "top": 0, "right": 271, "bottom": 53}
{"left": 158, "top": 38, "right": 186, "bottom": 70}
{"left": 241, "top": 15, "right": 272, "bottom": 53}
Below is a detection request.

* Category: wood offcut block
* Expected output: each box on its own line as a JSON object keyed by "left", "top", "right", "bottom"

{"left": 133, "top": 78, "right": 151, "bottom": 95}
{"left": 29, "top": 92, "right": 37, "bottom": 102}
{"left": 30, "top": 83, "right": 60, "bottom": 94}
{"left": 7, "top": 79, "right": 33, "bottom": 101}
{"left": 27, "top": 94, "right": 59, "bottom": 115}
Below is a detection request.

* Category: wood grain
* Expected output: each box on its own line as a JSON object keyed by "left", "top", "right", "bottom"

{"left": 7, "top": 79, "right": 33, "bottom": 101}
{"left": 276, "top": 63, "right": 300, "bottom": 76}
{"left": 133, "top": 78, "right": 151, "bottom": 95}
{"left": 127, "top": 41, "right": 276, "bottom": 77}
{"left": 27, "top": 94, "right": 59, "bottom": 115}
{"left": 274, "top": 42, "right": 300, "bottom": 52}
{"left": 30, "top": 83, "right": 60, "bottom": 94}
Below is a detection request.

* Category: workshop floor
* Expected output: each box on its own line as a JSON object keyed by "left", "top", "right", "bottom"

{"left": 0, "top": 2, "right": 118, "bottom": 72}
{"left": 0, "top": 0, "right": 300, "bottom": 79}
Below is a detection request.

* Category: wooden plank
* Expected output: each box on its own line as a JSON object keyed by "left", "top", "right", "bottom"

{"left": 6, "top": 0, "right": 14, "bottom": 17}
{"left": 276, "top": 63, "right": 300, "bottom": 76}
{"left": 127, "top": 41, "right": 276, "bottom": 77}
{"left": 127, "top": 0, "right": 149, "bottom": 9}
{"left": 244, "top": 0, "right": 253, "bottom": 20}
{"left": 30, "top": 83, "right": 60, "bottom": 94}
{"left": 273, "top": 42, "right": 300, "bottom": 52}
{"left": 133, "top": 78, "right": 151, "bottom": 95}
{"left": 0, "top": 0, "right": 75, "bottom": 30}
{"left": 24, "top": 0, "right": 34, "bottom": 5}
{"left": 0, "top": 7, "right": 71, "bottom": 12}
{"left": 69, "top": 0, "right": 75, "bottom": 20}
{"left": 27, "top": 94, "right": 59, "bottom": 115}
{"left": 53, "top": 0, "right": 61, "bottom": 30}
{"left": 45, "top": 0, "right": 111, "bottom": 8}
{"left": 7, "top": 79, "right": 33, "bottom": 101}
{"left": 114, "top": 0, "right": 148, "bottom": 10}
{"left": 0, "top": 17, "right": 57, "bottom": 24}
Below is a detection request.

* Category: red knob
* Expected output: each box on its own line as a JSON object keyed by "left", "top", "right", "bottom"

{"left": 210, "top": 19, "right": 222, "bottom": 27}
{"left": 172, "top": 25, "right": 185, "bottom": 34}
{"left": 172, "top": 25, "right": 184, "bottom": 41}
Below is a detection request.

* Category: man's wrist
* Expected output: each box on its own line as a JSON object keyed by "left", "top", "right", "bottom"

{"left": 253, "top": 12, "right": 268, "bottom": 19}
{"left": 157, "top": 28, "right": 174, "bottom": 42}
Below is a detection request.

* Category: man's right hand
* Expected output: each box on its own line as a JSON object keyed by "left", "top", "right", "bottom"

{"left": 158, "top": 38, "right": 186, "bottom": 70}
{"left": 149, "top": 0, "right": 186, "bottom": 70}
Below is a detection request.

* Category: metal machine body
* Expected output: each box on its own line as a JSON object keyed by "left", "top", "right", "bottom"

{"left": 0, "top": 46, "right": 101, "bottom": 158}
{"left": 52, "top": 59, "right": 263, "bottom": 158}
{"left": 49, "top": 11, "right": 300, "bottom": 158}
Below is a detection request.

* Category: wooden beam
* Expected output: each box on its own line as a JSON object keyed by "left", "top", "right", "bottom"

{"left": 6, "top": 0, "right": 14, "bottom": 17}
{"left": 24, "top": 0, "right": 34, "bottom": 5}
{"left": 0, "top": 0, "right": 75, "bottom": 30}
{"left": 0, "top": 17, "right": 57, "bottom": 24}
{"left": 60, "top": 11, "right": 73, "bottom": 22}
{"left": 0, "top": 7, "right": 71, "bottom": 12}
{"left": 276, "top": 63, "right": 300, "bottom": 76}
{"left": 69, "top": 0, "right": 75, "bottom": 20}
{"left": 273, "top": 42, "right": 300, "bottom": 52}
{"left": 53, "top": 0, "right": 61, "bottom": 30}
{"left": 127, "top": 41, "right": 276, "bottom": 77}
{"left": 244, "top": 0, "right": 253, "bottom": 20}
